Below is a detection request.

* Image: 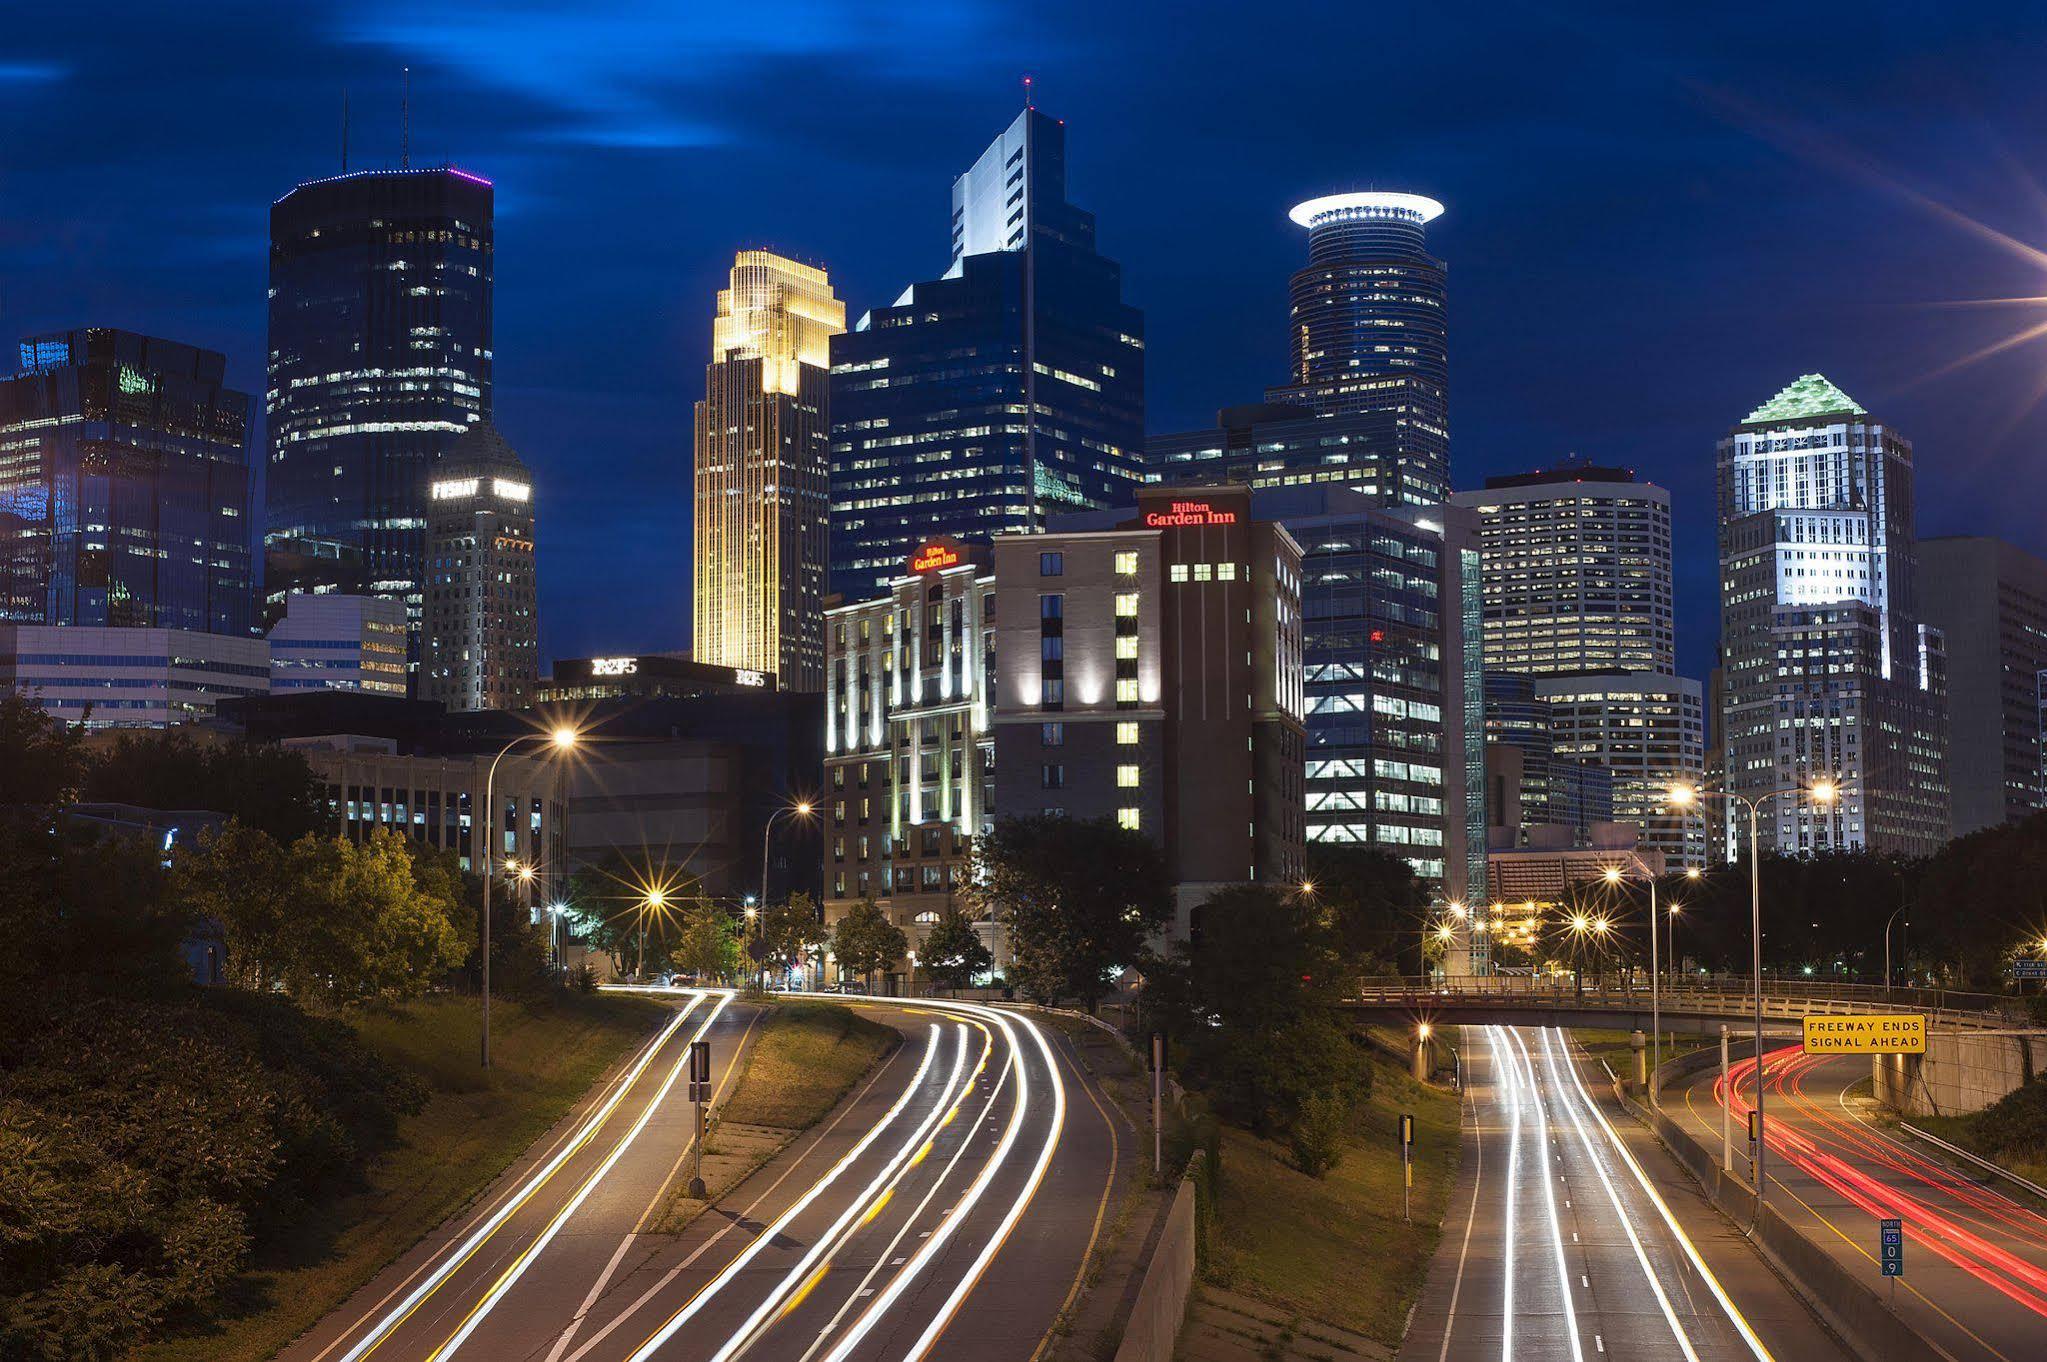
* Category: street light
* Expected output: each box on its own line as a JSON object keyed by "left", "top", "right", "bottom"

{"left": 480, "top": 726, "right": 580, "bottom": 1068}
{"left": 640, "top": 885, "right": 668, "bottom": 980}
{"left": 1602, "top": 857, "right": 1665, "bottom": 1105}
{"left": 757, "top": 801, "right": 816, "bottom": 991}
{"left": 1667, "top": 775, "right": 1844, "bottom": 1214}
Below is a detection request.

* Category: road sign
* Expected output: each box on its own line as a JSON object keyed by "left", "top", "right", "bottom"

{"left": 1399, "top": 1113, "right": 1415, "bottom": 1148}
{"left": 2014, "top": 959, "right": 2047, "bottom": 980}
{"left": 1880, "top": 1217, "right": 1904, "bottom": 1277}
{"left": 1400, "top": 1113, "right": 1415, "bottom": 1224}
{"left": 1801, "top": 1013, "right": 1926, "bottom": 1055}
{"left": 691, "top": 1039, "right": 711, "bottom": 1083}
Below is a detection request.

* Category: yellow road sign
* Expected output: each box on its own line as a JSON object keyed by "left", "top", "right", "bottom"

{"left": 1801, "top": 1013, "right": 1926, "bottom": 1054}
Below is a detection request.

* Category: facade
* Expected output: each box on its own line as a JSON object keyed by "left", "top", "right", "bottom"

{"left": 829, "top": 109, "right": 1145, "bottom": 601}
{"left": 1536, "top": 672, "right": 1705, "bottom": 866}
{"left": 268, "top": 593, "right": 408, "bottom": 695}
{"left": 0, "top": 624, "right": 269, "bottom": 727}
{"left": 822, "top": 541, "right": 999, "bottom": 966}
{"left": 1484, "top": 823, "right": 1665, "bottom": 961}
{"left": 1256, "top": 488, "right": 1485, "bottom": 913}
{"left": 1717, "top": 375, "right": 1949, "bottom": 856}
{"left": 1918, "top": 536, "right": 2047, "bottom": 835}
{"left": 0, "top": 329, "right": 254, "bottom": 635}
{"left": 1148, "top": 192, "right": 1450, "bottom": 507}
{"left": 537, "top": 653, "right": 775, "bottom": 704}
{"left": 1484, "top": 671, "right": 1615, "bottom": 838}
{"left": 421, "top": 424, "right": 537, "bottom": 713}
{"left": 264, "top": 167, "right": 494, "bottom": 659}
{"left": 994, "top": 485, "right": 1307, "bottom": 936}
{"left": 693, "top": 251, "right": 844, "bottom": 692}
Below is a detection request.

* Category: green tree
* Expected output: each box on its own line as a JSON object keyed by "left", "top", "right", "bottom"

{"left": 0, "top": 688, "right": 85, "bottom": 807}
{"left": 1305, "top": 843, "right": 1430, "bottom": 978}
{"left": 919, "top": 902, "right": 994, "bottom": 993}
{"left": 831, "top": 899, "right": 908, "bottom": 989}
{"left": 759, "top": 892, "right": 828, "bottom": 979}
{"left": 83, "top": 732, "right": 326, "bottom": 841}
{"left": 971, "top": 815, "right": 1169, "bottom": 1010}
{"left": 670, "top": 901, "right": 744, "bottom": 982}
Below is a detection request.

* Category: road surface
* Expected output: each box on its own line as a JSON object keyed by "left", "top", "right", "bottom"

{"left": 281, "top": 989, "right": 1126, "bottom": 1362}
{"left": 1400, "top": 1025, "right": 1854, "bottom": 1362}
{"left": 1675, "top": 1044, "right": 2047, "bottom": 1362}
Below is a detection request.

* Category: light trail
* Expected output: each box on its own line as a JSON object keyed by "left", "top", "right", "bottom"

{"left": 1486, "top": 1027, "right": 1520, "bottom": 1362}
{"left": 329, "top": 990, "right": 707, "bottom": 1362}
{"left": 1499, "top": 1028, "right": 1584, "bottom": 1362}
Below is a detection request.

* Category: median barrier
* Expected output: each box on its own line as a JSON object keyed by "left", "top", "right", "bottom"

{"left": 1111, "top": 1150, "right": 1204, "bottom": 1362}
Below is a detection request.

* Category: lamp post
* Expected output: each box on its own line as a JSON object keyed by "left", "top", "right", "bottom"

{"left": 639, "top": 885, "right": 667, "bottom": 980}
{"left": 480, "top": 726, "right": 578, "bottom": 1068}
{"left": 1883, "top": 902, "right": 1911, "bottom": 1000}
{"left": 1604, "top": 859, "right": 1663, "bottom": 1104}
{"left": 1668, "top": 776, "right": 1842, "bottom": 1214}
{"left": 757, "top": 801, "right": 814, "bottom": 991}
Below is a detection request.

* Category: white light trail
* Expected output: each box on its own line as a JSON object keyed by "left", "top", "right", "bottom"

{"left": 1499, "top": 1027, "right": 1584, "bottom": 1362}
{"left": 1487, "top": 1027, "right": 1520, "bottom": 1362}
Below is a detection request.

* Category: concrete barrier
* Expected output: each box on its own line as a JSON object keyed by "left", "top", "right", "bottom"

{"left": 1874, "top": 1032, "right": 2037, "bottom": 1115}
{"left": 1112, "top": 1152, "right": 1204, "bottom": 1362}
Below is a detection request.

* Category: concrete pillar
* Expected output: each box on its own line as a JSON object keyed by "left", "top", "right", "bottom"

{"left": 1632, "top": 1029, "right": 1648, "bottom": 1087}
{"left": 1411, "top": 1034, "right": 1433, "bottom": 1082}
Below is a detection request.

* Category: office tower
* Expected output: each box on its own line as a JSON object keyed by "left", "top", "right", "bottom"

{"left": 1255, "top": 488, "right": 1485, "bottom": 915}
{"left": 1453, "top": 461, "right": 1704, "bottom": 867}
{"left": 1484, "top": 671, "right": 1614, "bottom": 837}
{"left": 268, "top": 593, "right": 408, "bottom": 695}
{"left": 0, "top": 329, "right": 253, "bottom": 635}
{"left": 0, "top": 624, "right": 269, "bottom": 727}
{"left": 421, "top": 423, "right": 536, "bottom": 712}
{"left": 823, "top": 540, "right": 999, "bottom": 965}
{"left": 694, "top": 251, "right": 844, "bottom": 691}
{"left": 1918, "top": 537, "right": 2047, "bottom": 834}
{"left": 829, "top": 109, "right": 1145, "bottom": 601}
{"left": 993, "top": 485, "right": 1306, "bottom": 938}
{"left": 1147, "top": 192, "right": 1449, "bottom": 507}
{"left": 1717, "top": 374, "right": 1949, "bottom": 856}
{"left": 265, "top": 167, "right": 493, "bottom": 658}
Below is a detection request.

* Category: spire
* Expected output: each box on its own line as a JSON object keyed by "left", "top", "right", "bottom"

{"left": 1745, "top": 373, "right": 1867, "bottom": 424}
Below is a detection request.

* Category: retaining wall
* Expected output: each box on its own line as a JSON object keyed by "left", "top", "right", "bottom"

{"left": 1873, "top": 1032, "right": 2035, "bottom": 1115}
{"left": 1112, "top": 1152, "right": 1203, "bottom": 1362}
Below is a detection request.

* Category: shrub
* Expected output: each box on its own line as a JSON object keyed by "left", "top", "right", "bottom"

{"left": 1287, "top": 1091, "right": 1351, "bottom": 1178}
{"left": 1971, "top": 1075, "right": 2047, "bottom": 1163}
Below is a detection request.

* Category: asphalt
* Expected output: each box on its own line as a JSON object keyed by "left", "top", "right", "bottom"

{"left": 279, "top": 990, "right": 1123, "bottom": 1362}
{"left": 1399, "top": 1025, "right": 1857, "bottom": 1362}
{"left": 1673, "top": 1045, "right": 2047, "bottom": 1362}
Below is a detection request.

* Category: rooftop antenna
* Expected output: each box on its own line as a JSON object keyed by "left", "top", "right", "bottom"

{"left": 401, "top": 66, "right": 410, "bottom": 168}
{"left": 1022, "top": 73, "right": 1033, "bottom": 110}
{"left": 341, "top": 89, "right": 350, "bottom": 172}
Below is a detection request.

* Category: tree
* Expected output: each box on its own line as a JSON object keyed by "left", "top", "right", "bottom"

{"left": 831, "top": 899, "right": 908, "bottom": 989}
{"left": 971, "top": 815, "right": 1169, "bottom": 1011}
{"left": 759, "top": 892, "right": 828, "bottom": 980}
{"left": 920, "top": 902, "right": 994, "bottom": 993}
{"left": 83, "top": 732, "right": 327, "bottom": 842}
{"left": 1305, "top": 843, "right": 1429, "bottom": 978}
{"left": 0, "top": 688, "right": 85, "bottom": 807}
{"left": 670, "top": 901, "right": 743, "bottom": 982}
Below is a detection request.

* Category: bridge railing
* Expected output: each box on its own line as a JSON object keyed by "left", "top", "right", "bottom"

{"left": 1344, "top": 973, "right": 2025, "bottom": 1023}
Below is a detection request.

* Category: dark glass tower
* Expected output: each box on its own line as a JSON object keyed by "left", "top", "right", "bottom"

{"left": 1147, "top": 191, "right": 1449, "bottom": 508}
{"left": 264, "top": 166, "right": 494, "bottom": 659}
{"left": 828, "top": 109, "right": 1145, "bottom": 601}
{"left": 0, "top": 329, "right": 253, "bottom": 634}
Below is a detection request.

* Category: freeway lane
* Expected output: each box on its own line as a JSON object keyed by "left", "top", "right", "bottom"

{"left": 282, "top": 992, "right": 1123, "bottom": 1362}
{"left": 1401, "top": 1025, "right": 1854, "bottom": 1362}
{"left": 1677, "top": 1046, "right": 2047, "bottom": 1362}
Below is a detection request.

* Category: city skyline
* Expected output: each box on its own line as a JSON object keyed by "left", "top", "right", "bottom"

{"left": 5, "top": 4, "right": 2047, "bottom": 683}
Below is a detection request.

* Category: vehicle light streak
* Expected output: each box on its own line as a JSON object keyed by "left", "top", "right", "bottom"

{"left": 429, "top": 990, "right": 734, "bottom": 1360}
{"left": 1485, "top": 1027, "right": 1520, "bottom": 1362}
{"left": 1499, "top": 1028, "right": 1584, "bottom": 1362}
{"left": 619, "top": 1022, "right": 954, "bottom": 1361}
{"left": 330, "top": 991, "right": 707, "bottom": 1362}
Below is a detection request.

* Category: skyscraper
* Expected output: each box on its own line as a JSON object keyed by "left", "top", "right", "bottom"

{"left": 1717, "top": 375, "right": 1948, "bottom": 856}
{"left": 421, "top": 423, "right": 536, "bottom": 713}
{"left": 0, "top": 329, "right": 253, "bottom": 635}
{"left": 694, "top": 251, "right": 844, "bottom": 692}
{"left": 1147, "top": 191, "right": 1450, "bottom": 507}
{"left": 829, "top": 109, "right": 1145, "bottom": 601}
{"left": 265, "top": 167, "right": 494, "bottom": 661}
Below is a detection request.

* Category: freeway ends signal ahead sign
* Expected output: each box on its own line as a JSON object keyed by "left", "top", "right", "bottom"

{"left": 1801, "top": 1013, "right": 1926, "bottom": 1055}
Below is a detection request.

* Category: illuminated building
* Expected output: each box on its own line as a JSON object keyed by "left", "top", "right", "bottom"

{"left": 268, "top": 593, "right": 407, "bottom": 695}
{"left": 1484, "top": 671, "right": 1614, "bottom": 838}
{"left": 1147, "top": 192, "right": 1449, "bottom": 506}
{"left": 995, "top": 485, "right": 1306, "bottom": 936}
{"left": 0, "top": 624, "right": 269, "bottom": 728}
{"left": 1717, "top": 375, "right": 1949, "bottom": 855}
{"left": 1918, "top": 537, "right": 2047, "bottom": 834}
{"left": 823, "top": 540, "right": 999, "bottom": 975}
{"left": 1484, "top": 825, "right": 1665, "bottom": 962}
{"left": 421, "top": 423, "right": 536, "bottom": 713}
{"left": 536, "top": 653, "right": 775, "bottom": 704}
{"left": 829, "top": 109, "right": 1145, "bottom": 601}
{"left": 264, "top": 167, "right": 493, "bottom": 663}
{"left": 694, "top": 252, "right": 844, "bottom": 693}
{"left": 0, "top": 329, "right": 253, "bottom": 635}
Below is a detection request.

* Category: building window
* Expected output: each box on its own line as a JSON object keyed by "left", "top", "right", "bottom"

{"left": 1219, "top": 562, "right": 1238, "bottom": 581}
{"left": 1041, "top": 636, "right": 1063, "bottom": 661}
{"left": 1042, "top": 722, "right": 1064, "bottom": 746}
{"left": 1194, "top": 563, "right": 1213, "bottom": 582}
{"left": 1114, "top": 592, "right": 1139, "bottom": 617}
{"left": 1042, "top": 677, "right": 1064, "bottom": 709}
{"left": 1170, "top": 563, "right": 1189, "bottom": 583}
{"left": 1114, "top": 550, "right": 1138, "bottom": 575}
{"left": 1041, "top": 593, "right": 1063, "bottom": 621}
{"left": 1116, "top": 721, "right": 1139, "bottom": 745}
{"left": 1042, "top": 764, "right": 1065, "bottom": 789}
{"left": 1116, "top": 678, "right": 1140, "bottom": 704}
{"left": 1117, "top": 764, "right": 1140, "bottom": 788}
{"left": 1039, "top": 551, "right": 1064, "bottom": 577}
{"left": 1115, "top": 636, "right": 1138, "bottom": 660}
{"left": 1117, "top": 807, "right": 1141, "bottom": 831}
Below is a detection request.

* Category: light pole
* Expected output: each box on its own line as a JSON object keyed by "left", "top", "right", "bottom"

{"left": 1668, "top": 777, "right": 1841, "bottom": 1213}
{"left": 1883, "top": 902, "right": 1910, "bottom": 1000}
{"left": 480, "top": 726, "right": 578, "bottom": 1068}
{"left": 1604, "top": 860, "right": 1663, "bottom": 1104}
{"left": 744, "top": 902, "right": 761, "bottom": 991}
{"left": 639, "top": 885, "right": 667, "bottom": 980}
{"left": 758, "top": 801, "right": 814, "bottom": 991}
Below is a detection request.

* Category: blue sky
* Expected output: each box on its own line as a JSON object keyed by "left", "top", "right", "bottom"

{"left": 5, "top": 1, "right": 2047, "bottom": 680}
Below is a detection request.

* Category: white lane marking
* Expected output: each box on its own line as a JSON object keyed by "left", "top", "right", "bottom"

{"left": 1487, "top": 1027, "right": 1520, "bottom": 1362}
{"left": 1503, "top": 1030, "right": 1584, "bottom": 1362}
{"left": 1436, "top": 1027, "right": 1484, "bottom": 1362}
{"left": 329, "top": 992, "right": 707, "bottom": 1362}
{"left": 1547, "top": 1028, "right": 1776, "bottom": 1362}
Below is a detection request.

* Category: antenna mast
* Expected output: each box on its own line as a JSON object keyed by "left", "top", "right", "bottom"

{"left": 401, "top": 66, "right": 410, "bottom": 168}
{"left": 1023, "top": 73, "right": 1033, "bottom": 110}
{"left": 341, "top": 89, "right": 350, "bottom": 172}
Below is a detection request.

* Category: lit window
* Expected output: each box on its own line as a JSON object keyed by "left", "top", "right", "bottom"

{"left": 1116, "top": 722, "right": 1139, "bottom": 745}
{"left": 1116, "top": 678, "right": 1140, "bottom": 703}
{"left": 1114, "top": 593, "right": 1139, "bottom": 617}
{"left": 1039, "top": 551, "right": 1064, "bottom": 577}
{"left": 1117, "top": 765, "right": 1140, "bottom": 788}
{"left": 1115, "top": 636, "right": 1138, "bottom": 660}
{"left": 1114, "top": 550, "right": 1138, "bottom": 575}
{"left": 1170, "top": 564, "right": 1189, "bottom": 582}
{"left": 1117, "top": 807, "right": 1141, "bottom": 831}
{"left": 1219, "top": 562, "right": 1238, "bottom": 581}
{"left": 1194, "top": 563, "right": 1213, "bottom": 581}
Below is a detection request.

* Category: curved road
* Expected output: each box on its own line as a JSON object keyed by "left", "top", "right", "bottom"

{"left": 1674, "top": 1045, "right": 2047, "bottom": 1362}
{"left": 281, "top": 990, "right": 1126, "bottom": 1362}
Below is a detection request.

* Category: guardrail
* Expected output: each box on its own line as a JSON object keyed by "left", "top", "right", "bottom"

{"left": 1899, "top": 1123, "right": 2047, "bottom": 1202}
{"left": 1343, "top": 975, "right": 2023, "bottom": 1024}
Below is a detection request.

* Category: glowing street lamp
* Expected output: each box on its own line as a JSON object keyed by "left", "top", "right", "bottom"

{"left": 480, "top": 725, "right": 580, "bottom": 1068}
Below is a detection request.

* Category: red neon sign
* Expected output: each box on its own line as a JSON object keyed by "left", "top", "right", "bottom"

{"left": 1142, "top": 500, "right": 1239, "bottom": 528}
{"left": 910, "top": 543, "right": 961, "bottom": 573}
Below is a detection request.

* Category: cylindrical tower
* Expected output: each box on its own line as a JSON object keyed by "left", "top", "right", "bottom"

{"left": 1282, "top": 191, "right": 1447, "bottom": 414}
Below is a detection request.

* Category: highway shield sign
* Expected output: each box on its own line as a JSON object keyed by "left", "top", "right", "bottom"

{"left": 1801, "top": 1013, "right": 1925, "bottom": 1054}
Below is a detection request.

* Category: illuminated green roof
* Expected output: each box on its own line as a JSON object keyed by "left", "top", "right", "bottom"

{"left": 1745, "top": 374, "right": 1866, "bottom": 424}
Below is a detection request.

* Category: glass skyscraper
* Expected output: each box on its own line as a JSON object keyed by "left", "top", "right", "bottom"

{"left": 0, "top": 329, "right": 253, "bottom": 635}
{"left": 264, "top": 166, "right": 494, "bottom": 661}
{"left": 1148, "top": 192, "right": 1449, "bottom": 507}
{"left": 828, "top": 109, "right": 1145, "bottom": 601}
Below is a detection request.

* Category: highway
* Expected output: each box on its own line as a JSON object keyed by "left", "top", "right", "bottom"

{"left": 1401, "top": 1025, "right": 1854, "bottom": 1362}
{"left": 1675, "top": 1045, "right": 2047, "bottom": 1362}
{"left": 281, "top": 989, "right": 1126, "bottom": 1362}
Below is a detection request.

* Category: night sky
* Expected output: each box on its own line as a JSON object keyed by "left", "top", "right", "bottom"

{"left": 5, "top": 2, "right": 2047, "bottom": 684}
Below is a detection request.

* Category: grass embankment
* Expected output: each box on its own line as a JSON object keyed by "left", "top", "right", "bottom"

{"left": 135, "top": 991, "right": 670, "bottom": 1362}
{"left": 1571, "top": 1026, "right": 1716, "bottom": 1080}
{"left": 651, "top": 1000, "right": 898, "bottom": 1232}
{"left": 1905, "top": 1077, "right": 2047, "bottom": 1192}
{"left": 1205, "top": 1052, "right": 1461, "bottom": 1346}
